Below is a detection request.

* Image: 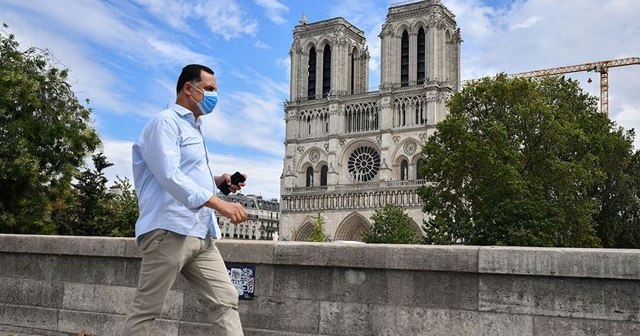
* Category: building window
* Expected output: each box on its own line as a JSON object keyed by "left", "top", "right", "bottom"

{"left": 400, "top": 160, "right": 408, "bottom": 181}
{"left": 322, "top": 44, "right": 331, "bottom": 98}
{"left": 308, "top": 47, "right": 316, "bottom": 100}
{"left": 416, "top": 159, "right": 425, "bottom": 179}
{"left": 320, "top": 165, "right": 328, "bottom": 186}
{"left": 350, "top": 48, "right": 356, "bottom": 94}
{"left": 306, "top": 166, "right": 314, "bottom": 187}
{"left": 348, "top": 146, "right": 381, "bottom": 182}
{"left": 400, "top": 30, "right": 409, "bottom": 87}
{"left": 417, "top": 27, "right": 425, "bottom": 84}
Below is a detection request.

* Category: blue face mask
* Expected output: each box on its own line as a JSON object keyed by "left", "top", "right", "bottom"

{"left": 191, "top": 84, "right": 218, "bottom": 115}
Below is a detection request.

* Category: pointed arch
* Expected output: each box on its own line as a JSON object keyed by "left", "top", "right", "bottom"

{"left": 293, "top": 220, "right": 314, "bottom": 241}
{"left": 322, "top": 44, "right": 332, "bottom": 97}
{"left": 308, "top": 46, "right": 317, "bottom": 100}
{"left": 417, "top": 26, "right": 426, "bottom": 84}
{"left": 400, "top": 30, "right": 409, "bottom": 87}
{"left": 400, "top": 159, "right": 409, "bottom": 181}
{"left": 334, "top": 212, "right": 371, "bottom": 241}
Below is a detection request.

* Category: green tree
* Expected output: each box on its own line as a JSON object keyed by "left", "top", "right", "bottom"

{"left": 0, "top": 24, "right": 100, "bottom": 233}
{"left": 419, "top": 74, "right": 638, "bottom": 247}
{"left": 362, "top": 204, "right": 422, "bottom": 244}
{"left": 308, "top": 212, "right": 329, "bottom": 242}
{"left": 55, "top": 152, "right": 114, "bottom": 236}
{"left": 107, "top": 176, "right": 138, "bottom": 237}
{"left": 53, "top": 153, "right": 138, "bottom": 237}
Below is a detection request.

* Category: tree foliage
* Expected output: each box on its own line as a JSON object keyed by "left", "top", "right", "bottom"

{"left": 52, "top": 152, "right": 138, "bottom": 237}
{"left": 419, "top": 74, "right": 640, "bottom": 247}
{"left": 0, "top": 24, "right": 101, "bottom": 233}
{"left": 362, "top": 204, "right": 422, "bottom": 244}
{"left": 308, "top": 212, "right": 329, "bottom": 242}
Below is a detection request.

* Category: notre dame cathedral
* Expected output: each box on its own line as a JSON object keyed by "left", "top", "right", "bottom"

{"left": 280, "top": 0, "right": 462, "bottom": 241}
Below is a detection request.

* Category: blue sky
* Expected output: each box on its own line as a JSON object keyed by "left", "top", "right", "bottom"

{"left": 3, "top": 0, "right": 640, "bottom": 200}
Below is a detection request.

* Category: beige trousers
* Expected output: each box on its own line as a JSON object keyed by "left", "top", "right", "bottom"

{"left": 122, "top": 230, "right": 243, "bottom": 336}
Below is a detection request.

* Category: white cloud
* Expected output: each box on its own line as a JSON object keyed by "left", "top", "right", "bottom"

{"left": 102, "top": 139, "right": 135, "bottom": 187}
{"left": 195, "top": 0, "right": 258, "bottom": 40}
{"left": 509, "top": 15, "right": 543, "bottom": 30}
{"left": 254, "top": 40, "right": 271, "bottom": 49}
{"left": 255, "top": 0, "right": 289, "bottom": 25}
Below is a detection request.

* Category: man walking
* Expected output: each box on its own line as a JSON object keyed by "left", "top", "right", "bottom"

{"left": 122, "top": 64, "right": 247, "bottom": 335}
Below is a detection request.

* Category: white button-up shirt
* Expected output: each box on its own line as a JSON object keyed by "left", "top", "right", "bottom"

{"left": 132, "top": 104, "right": 221, "bottom": 244}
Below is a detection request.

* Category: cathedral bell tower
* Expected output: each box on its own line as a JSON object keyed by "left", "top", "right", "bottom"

{"left": 280, "top": 1, "right": 461, "bottom": 242}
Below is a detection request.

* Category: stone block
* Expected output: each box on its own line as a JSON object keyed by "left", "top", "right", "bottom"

{"left": 0, "top": 304, "right": 58, "bottom": 331}
{"left": 384, "top": 245, "right": 479, "bottom": 272}
{"left": 479, "top": 274, "right": 640, "bottom": 321}
{"left": 58, "top": 310, "right": 179, "bottom": 335}
{"left": 0, "top": 277, "right": 63, "bottom": 308}
{"left": 386, "top": 270, "right": 478, "bottom": 310}
{"left": 274, "top": 243, "right": 388, "bottom": 269}
{"left": 318, "top": 302, "right": 533, "bottom": 336}
{"left": 479, "top": 246, "right": 640, "bottom": 279}
{"left": 62, "top": 282, "right": 183, "bottom": 319}
{"left": 271, "top": 266, "right": 388, "bottom": 305}
{"left": 56, "top": 255, "right": 131, "bottom": 286}
{"left": 238, "top": 296, "right": 320, "bottom": 334}
{"left": 217, "top": 240, "right": 275, "bottom": 264}
{"left": 533, "top": 315, "right": 640, "bottom": 336}
{"left": 0, "top": 234, "right": 130, "bottom": 257}
{"left": 0, "top": 253, "right": 60, "bottom": 281}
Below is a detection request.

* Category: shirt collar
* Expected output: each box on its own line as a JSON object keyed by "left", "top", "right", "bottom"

{"left": 172, "top": 103, "right": 202, "bottom": 127}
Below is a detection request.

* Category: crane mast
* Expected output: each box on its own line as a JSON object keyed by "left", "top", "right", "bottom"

{"left": 509, "top": 57, "right": 640, "bottom": 115}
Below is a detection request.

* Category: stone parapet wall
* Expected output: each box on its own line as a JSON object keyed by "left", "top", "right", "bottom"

{"left": 1, "top": 234, "right": 639, "bottom": 335}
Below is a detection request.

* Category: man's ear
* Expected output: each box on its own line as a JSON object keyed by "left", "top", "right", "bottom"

{"left": 182, "top": 82, "right": 192, "bottom": 96}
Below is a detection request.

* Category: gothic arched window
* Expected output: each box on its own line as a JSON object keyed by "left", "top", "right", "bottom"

{"left": 320, "top": 165, "right": 328, "bottom": 186}
{"left": 322, "top": 44, "right": 331, "bottom": 97}
{"left": 306, "top": 166, "right": 314, "bottom": 187}
{"left": 417, "top": 27, "right": 426, "bottom": 84}
{"left": 400, "top": 160, "right": 408, "bottom": 181}
{"left": 308, "top": 47, "right": 316, "bottom": 100}
{"left": 350, "top": 47, "right": 357, "bottom": 94}
{"left": 416, "top": 158, "right": 424, "bottom": 180}
{"left": 400, "top": 30, "right": 409, "bottom": 87}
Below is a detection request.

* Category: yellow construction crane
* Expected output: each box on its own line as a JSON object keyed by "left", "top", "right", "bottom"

{"left": 509, "top": 57, "right": 640, "bottom": 115}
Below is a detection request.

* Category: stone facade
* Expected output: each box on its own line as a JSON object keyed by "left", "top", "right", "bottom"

{"left": 217, "top": 193, "right": 279, "bottom": 240}
{"left": 280, "top": 0, "right": 462, "bottom": 241}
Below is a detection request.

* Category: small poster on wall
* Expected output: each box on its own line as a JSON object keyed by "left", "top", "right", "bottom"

{"left": 226, "top": 265, "right": 255, "bottom": 300}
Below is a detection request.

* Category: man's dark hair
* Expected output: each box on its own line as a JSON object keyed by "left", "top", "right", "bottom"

{"left": 176, "top": 64, "right": 215, "bottom": 94}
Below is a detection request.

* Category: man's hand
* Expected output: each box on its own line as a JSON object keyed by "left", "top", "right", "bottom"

{"left": 215, "top": 173, "right": 248, "bottom": 194}
{"left": 219, "top": 200, "right": 247, "bottom": 224}
{"left": 205, "top": 195, "right": 247, "bottom": 224}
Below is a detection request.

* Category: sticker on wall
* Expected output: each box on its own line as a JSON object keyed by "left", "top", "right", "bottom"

{"left": 227, "top": 265, "right": 255, "bottom": 300}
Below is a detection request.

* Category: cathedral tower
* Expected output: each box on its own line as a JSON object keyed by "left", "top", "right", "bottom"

{"left": 280, "top": 0, "right": 462, "bottom": 242}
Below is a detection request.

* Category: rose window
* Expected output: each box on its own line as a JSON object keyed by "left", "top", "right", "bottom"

{"left": 347, "top": 146, "right": 380, "bottom": 182}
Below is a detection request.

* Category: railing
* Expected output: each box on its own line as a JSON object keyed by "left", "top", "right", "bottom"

{"left": 285, "top": 179, "right": 426, "bottom": 194}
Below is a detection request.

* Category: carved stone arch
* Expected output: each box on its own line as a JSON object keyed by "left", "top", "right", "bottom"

{"left": 334, "top": 212, "right": 371, "bottom": 241}
{"left": 394, "top": 23, "right": 412, "bottom": 37}
{"left": 411, "top": 151, "right": 425, "bottom": 165}
{"left": 317, "top": 38, "right": 333, "bottom": 52}
{"left": 315, "top": 160, "right": 328, "bottom": 171}
{"left": 412, "top": 20, "right": 428, "bottom": 34}
{"left": 292, "top": 217, "right": 315, "bottom": 241}
{"left": 391, "top": 137, "right": 420, "bottom": 162}
{"left": 303, "top": 40, "right": 318, "bottom": 54}
{"left": 297, "top": 147, "right": 328, "bottom": 172}
{"left": 408, "top": 217, "right": 424, "bottom": 239}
